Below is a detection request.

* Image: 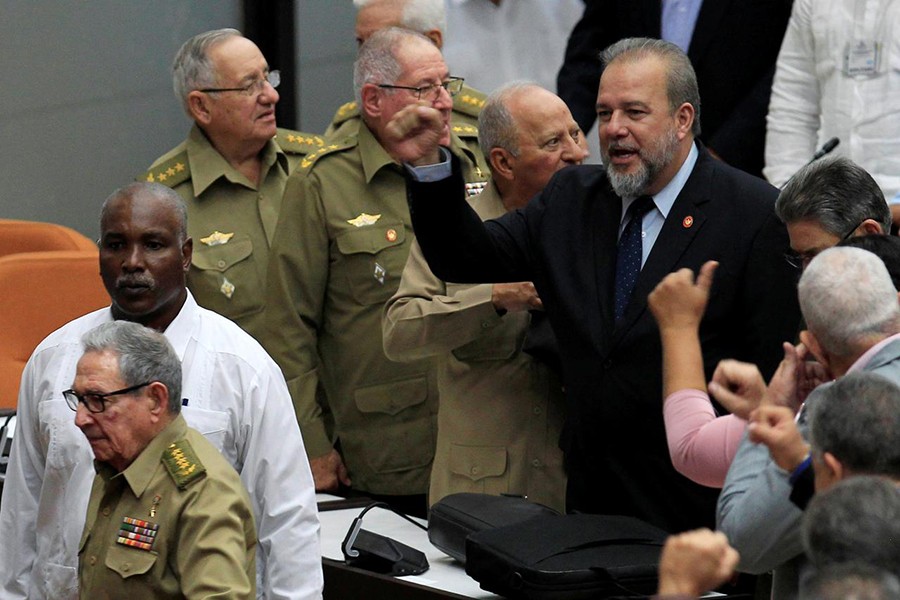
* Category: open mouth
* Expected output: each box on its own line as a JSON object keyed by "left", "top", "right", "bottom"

{"left": 608, "top": 146, "right": 640, "bottom": 164}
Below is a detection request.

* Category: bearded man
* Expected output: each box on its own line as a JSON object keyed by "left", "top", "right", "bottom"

{"left": 386, "top": 37, "right": 800, "bottom": 532}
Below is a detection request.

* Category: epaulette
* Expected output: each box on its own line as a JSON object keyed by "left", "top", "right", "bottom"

{"left": 140, "top": 152, "right": 190, "bottom": 188}
{"left": 331, "top": 101, "right": 360, "bottom": 127}
{"left": 162, "top": 440, "right": 206, "bottom": 490}
{"left": 451, "top": 123, "right": 479, "bottom": 139}
{"left": 275, "top": 128, "right": 326, "bottom": 154}
{"left": 299, "top": 138, "right": 356, "bottom": 172}
{"left": 453, "top": 85, "right": 487, "bottom": 118}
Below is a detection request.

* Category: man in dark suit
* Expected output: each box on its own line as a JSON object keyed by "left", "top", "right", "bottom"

{"left": 386, "top": 37, "right": 800, "bottom": 532}
{"left": 557, "top": 0, "right": 793, "bottom": 177}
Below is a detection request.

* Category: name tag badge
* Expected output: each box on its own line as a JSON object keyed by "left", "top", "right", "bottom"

{"left": 843, "top": 40, "right": 881, "bottom": 77}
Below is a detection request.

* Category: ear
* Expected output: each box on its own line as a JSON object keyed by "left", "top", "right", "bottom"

{"left": 360, "top": 84, "right": 382, "bottom": 120}
{"left": 674, "top": 102, "right": 695, "bottom": 139}
{"left": 181, "top": 237, "right": 193, "bottom": 274}
{"left": 823, "top": 452, "right": 845, "bottom": 481}
{"left": 859, "top": 218, "right": 885, "bottom": 235}
{"left": 146, "top": 381, "right": 170, "bottom": 420}
{"left": 187, "top": 91, "right": 212, "bottom": 126}
{"left": 424, "top": 29, "right": 443, "bottom": 49}
{"left": 799, "top": 329, "right": 830, "bottom": 373}
{"left": 489, "top": 147, "right": 515, "bottom": 181}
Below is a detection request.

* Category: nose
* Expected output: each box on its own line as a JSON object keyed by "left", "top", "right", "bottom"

{"left": 605, "top": 110, "right": 629, "bottom": 139}
{"left": 562, "top": 132, "right": 589, "bottom": 164}
{"left": 74, "top": 402, "right": 94, "bottom": 429}
{"left": 122, "top": 244, "right": 144, "bottom": 272}
{"left": 260, "top": 80, "right": 279, "bottom": 105}
{"left": 432, "top": 84, "right": 453, "bottom": 110}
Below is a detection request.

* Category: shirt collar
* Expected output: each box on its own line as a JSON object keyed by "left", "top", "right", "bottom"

{"left": 159, "top": 291, "right": 199, "bottom": 362}
{"left": 847, "top": 332, "right": 900, "bottom": 372}
{"left": 621, "top": 141, "right": 699, "bottom": 219}
{"left": 187, "top": 125, "right": 286, "bottom": 197}
{"left": 359, "top": 122, "right": 404, "bottom": 184}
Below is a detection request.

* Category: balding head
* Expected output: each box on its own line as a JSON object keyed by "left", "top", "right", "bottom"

{"left": 353, "top": 0, "right": 445, "bottom": 47}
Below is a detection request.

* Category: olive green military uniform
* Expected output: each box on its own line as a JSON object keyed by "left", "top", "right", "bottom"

{"left": 324, "top": 83, "right": 486, "bottom": 144}
{"left": 140, "top": 125, "right": 324, "bottom": 342}
{"left": 264, "top": 122, "right": 487, "bottom": 496}
{"left": 78, "top": 414, "right": 256, "bottom": 600}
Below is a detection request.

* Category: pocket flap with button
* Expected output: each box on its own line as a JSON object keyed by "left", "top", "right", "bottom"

{"left": 335, "top": 224, "right": 406, "bottom": 255}
{"left": 192, "top": 236, "right": 253, "bottom": 272}
{"left": 449, "top": 445, "right": 507, "bottom": 482}
{"left": 355, "top": 377, "right": 427, "bottom": 416}
{"left": 105, "top": 545, "right": 158, "bottom": 579}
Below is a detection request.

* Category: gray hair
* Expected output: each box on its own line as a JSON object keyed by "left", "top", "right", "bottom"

{"left": 172, "top": 28, "right": 243, "bottom": 115}
{"left": 600, "top": 37, "right": 701, "bottom": 137}
{"left": 798, "top": 246, "right": 900, "bottom": 358}
{"left": 101, "top": 182, "right": 188, "bottom": 245}
{"left": 353, "top": 27, "right": 433, "bottom": 105}
{"left": 81, "top": 321, "right": 183, "bottom": 414}
{"left": 801, "top": 562, "right": 900, "bottom": 600}
{"left": 809, "top": 372, "right": 900, "bottom": 479}
{"left": 477, "top": 81, "right": 542, "bottom": 163}
{"left": 353, "top": 0, "right": 446, "bottom": 36}
{"left": 801, "top": 476, "right": 900, "bottom": 573}
{"left": 776, "top": 156, "right": 890, "bottom": 234}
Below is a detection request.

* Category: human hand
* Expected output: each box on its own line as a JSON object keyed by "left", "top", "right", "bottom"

{"left": 649, "top": 261, "right": 718, "bottom": 332}
{"left": 657, "top": 529, "right": 740, "bottom": 597}
{"left": 747, "top": 405, "right": 809, "bottom": 472}
{"left": 491, "top": 282, "right": 543, "bottom": 313}
{"left": 310, "top": 449, "right": 351, "bottom": 492}
{"left": 708, "top": 359, "right": 767, "bottom": 420}
{"left": 383, "top": 102, "right": 447, "bottom": 165}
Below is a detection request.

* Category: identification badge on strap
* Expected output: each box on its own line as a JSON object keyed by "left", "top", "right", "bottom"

{"left": 843, "top": 40, "right": 881, "bottom": 77}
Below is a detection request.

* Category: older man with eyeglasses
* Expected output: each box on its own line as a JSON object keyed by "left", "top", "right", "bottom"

{"left": 263, "top": 27, "right": 486, "bottom": 517}
{"left": 138, "top": 29, "right": 325, "bottom": 342}
{"left": 69, "top": 321, "right": 256, "bottom": 600}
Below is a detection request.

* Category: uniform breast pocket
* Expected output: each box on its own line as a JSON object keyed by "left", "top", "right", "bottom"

{"left": 335, "top": 224, "right": 407, "bottom": 305}
{"left": 104, "top": 544, "right": 158, "bottom": 579}
{"left": 190, "top": 235, "right": 263, "bottom": 320}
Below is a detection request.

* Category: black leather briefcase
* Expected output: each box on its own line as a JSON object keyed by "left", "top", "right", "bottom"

{"left": 465, "top": 513, "right": 668, "bottom": 599}
{"left": 427, "top": 493, "right": 559, "bottom": 563}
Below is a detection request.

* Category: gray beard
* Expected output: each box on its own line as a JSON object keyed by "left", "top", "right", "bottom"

{"left": 604, "top": 127, "right": 680, "bottom": 198}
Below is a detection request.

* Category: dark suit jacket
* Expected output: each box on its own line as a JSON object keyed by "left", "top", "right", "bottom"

{"left": 557, "top": 0, "right": 793, "bottom": 176}
{"left": 408, "top": 144, "right": 801, "bottom": 532}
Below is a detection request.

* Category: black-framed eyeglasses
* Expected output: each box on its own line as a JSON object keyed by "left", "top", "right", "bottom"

{"left": 62, "top": 382, "right": 151, "bottom": 413}
{"left": 376, "top": 77, "right": 464, "bottom": 102}
{"left": 784, "top": 220, "right": 865, "bottom": 270}
{"left": 198, "top": 70, "right": 280, "bottom": 96}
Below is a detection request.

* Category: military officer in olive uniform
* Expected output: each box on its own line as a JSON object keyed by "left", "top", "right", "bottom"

{"left": 324, "top": 0, "right": 488, "bottom": 169}
{"left": 141, "top": 28, "right": 323, "bottom": 342}
{"left": 264, "top": 28, "right": 487, "bottom": 516}
{"left": 74, "top": 321, "right": 255, "bottom": 599}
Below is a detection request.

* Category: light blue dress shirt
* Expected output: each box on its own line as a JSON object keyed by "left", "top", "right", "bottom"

{"left": 661, "top": 0, "right": 704, "bottom": 53}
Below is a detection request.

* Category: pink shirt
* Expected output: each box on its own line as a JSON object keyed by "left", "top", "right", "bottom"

{"left": 663, "top": 389, "right": 747, "bottom": 488}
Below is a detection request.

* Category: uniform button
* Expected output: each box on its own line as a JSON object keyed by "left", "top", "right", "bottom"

{"left": 122, "top": 562, "right": 130, "bottom": 573}
{"left": 481, "top": 322, "right": 490, "bottom": 329}
{"left": 531, "top": 459, "right": 542, "bottom": 468}
{"left": 101, "top": 507, "right": 110, "bottom": 517}
{"left": 603, "top": 359, "right": 613, "bottom": 369}
{"left": 89, "top": 556, "right": 97, "bottom": 566}
{"left": 470, "top": 466, "right": 479, "bottom": 475}
{"left": 533, "top": 406, "right": 542, "bottom": 415}
{"left": 217, "top": 260, "right": 226, "bottom": 268}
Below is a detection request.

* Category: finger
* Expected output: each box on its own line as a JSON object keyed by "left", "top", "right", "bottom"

{"left": 696, "top": 261, "right": 719, "bottom": 293}
{"left": 708, "top": 381, "right": 751, "bottom": 418}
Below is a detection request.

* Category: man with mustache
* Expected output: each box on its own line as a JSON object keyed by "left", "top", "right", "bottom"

{"left": 140, "top": 29, "right": 325, "bottom": 342}
{"left": 388, "top": 37, "right": 800, "bottom": 531}
{"left": 0, "top": 183, "right": 322, "bottom": 599}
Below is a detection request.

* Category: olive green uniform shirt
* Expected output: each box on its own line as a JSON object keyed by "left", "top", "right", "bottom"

{"left": 141, "top": 125, "right": 324, "bottom": 342}
{"left": 324, "top": 84, "right": 486, "bottom": 147}
{"left": 264, "top": 122, "right": 486, "bottom": 496}
{"left": 383, "top": 180, "right": 566, "bottom": 512}
{"left": 78, "top": 413, "right": 256, "bottom": 600}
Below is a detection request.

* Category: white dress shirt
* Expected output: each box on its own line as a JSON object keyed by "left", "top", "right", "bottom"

{"left": 765, "top": 0, "right": 900, "bottom": 203}
{"left": 0, "top": 292, "right": 323, "bottom": 600}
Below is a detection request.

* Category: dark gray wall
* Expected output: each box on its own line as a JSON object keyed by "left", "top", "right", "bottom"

{"left": 0, "top": 1, "right": 357, "bottom": 238}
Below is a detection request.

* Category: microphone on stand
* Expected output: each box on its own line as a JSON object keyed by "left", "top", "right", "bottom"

{"left": 779, "top": 137, "right": 841, "bottom": 189}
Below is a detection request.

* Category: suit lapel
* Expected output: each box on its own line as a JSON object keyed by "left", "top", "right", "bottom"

{"left": 688, "top": 0, "right": 734, "bottom": 63}
{"left": 612, "top": 148, "right": 714, "bottom": 345}
{"left": 593, "top": 183, "right": 623, "bottom": 350}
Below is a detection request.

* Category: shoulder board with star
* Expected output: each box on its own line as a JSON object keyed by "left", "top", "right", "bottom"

{"left": 453, "top": 84, "right": 487, "bottom": 118}
{"left": 140, "top": 152, "right": 190, "bottom": 188}
{"left": 162, "top": 440, "right": 206, "bottom": 490}
{"left": 331, "top": 101, "right": 360, "bottom": 128}
{"left": 451, "top": 123, "right": 480, "bottom": 140}
{"left": 275, "top": 128, "right": 326, "bottom": 155}
{"left": 299, "top": 138, "right": 356, "bottom": 173}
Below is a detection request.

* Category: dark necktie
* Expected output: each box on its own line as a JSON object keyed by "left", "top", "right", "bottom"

{"left": 614, "top": 196, "right": 655, "bottom": 321}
